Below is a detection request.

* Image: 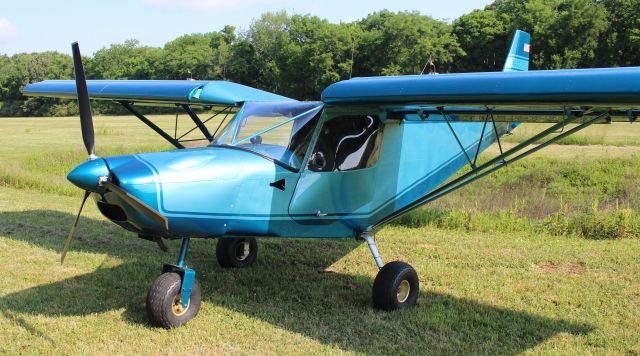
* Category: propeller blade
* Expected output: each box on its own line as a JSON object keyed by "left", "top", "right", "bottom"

{"left": 101, "top": 181, "right": 169, "bottom": 230}
{"left": 61, "top": 191, "right": 91, "bottom": 264}
{"left": 71, "top": 42, "right": 95, "bottom": 158}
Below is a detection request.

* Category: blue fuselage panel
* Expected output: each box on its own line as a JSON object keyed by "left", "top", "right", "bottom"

{"left": 88, "top": 105, "right": 514, "bottom": 239}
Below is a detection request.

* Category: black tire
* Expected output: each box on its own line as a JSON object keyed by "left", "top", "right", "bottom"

{"left": 216, "top": 238, "right": 258, "bottom": 268}
{"left": 146, "top": 272, "right": 201, "bottom": 328}
{"left": 372, "top": 261, "right": 419, "bottom": 311}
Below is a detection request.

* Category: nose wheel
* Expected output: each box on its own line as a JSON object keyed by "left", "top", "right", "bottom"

{"left": 362, "top": 232, "right": 419, "bottom": 310}
{"left": 146, "top": 238, "right": 201, "bottom": 328}
{"left": 216, "top": 237, "right": 258, "bottom": 268}
{"left": 146, "top": 272, "right": 201, "bottom": 328}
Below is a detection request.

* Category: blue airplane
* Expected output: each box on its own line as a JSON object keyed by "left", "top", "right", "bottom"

{"left": 22, "top": 30, "right": 640, "bottom": 328}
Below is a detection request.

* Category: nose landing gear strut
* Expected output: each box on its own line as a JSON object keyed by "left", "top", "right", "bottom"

{"left": 146, "top": 238, "right": 201, "bottom": 328}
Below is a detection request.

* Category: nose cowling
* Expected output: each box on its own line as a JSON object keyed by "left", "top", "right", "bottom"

{"left": 67, "top": 158, "right": 109, "bottom": 192}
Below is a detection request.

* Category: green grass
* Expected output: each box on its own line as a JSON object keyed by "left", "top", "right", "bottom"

{"left": 0, "top": 115, "right": 214, "bottom": 196}
{"left": 0, "top": 186, "right": 639, "bottom": 354}
{"left": 394, "top": 203, "right": 640, "bottom": 239}
{"left": 0, "top": 116, "right": 639, "bottom": 353}
{"left": 397, "top": 152, "right": 640, "bottom": 239}
{"left": 503, "top": 122, "right": 640, "bottom": 146}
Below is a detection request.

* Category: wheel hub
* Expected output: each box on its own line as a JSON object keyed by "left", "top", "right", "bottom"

{"left": 235, "top": 241, "right": 251, "bottom": 261}
{"left": 172, "top": 294, "right": 190, "bottom": 316}
{"left": 397, "top": 280, "right": 411, "bottom": 303}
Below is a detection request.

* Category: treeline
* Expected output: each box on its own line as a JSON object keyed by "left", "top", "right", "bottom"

{"left": 1, "top": 0, "right": 639, "bottom": 117}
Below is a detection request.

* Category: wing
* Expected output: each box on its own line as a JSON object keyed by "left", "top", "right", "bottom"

{"left": 331, "top": 67, "right": 640, "bottom": 228}
{"left": 22, "top": 80, "right": 294, "bottom": 106}
{"left": 22, "top": 80, "right": 295, "bottom": 149}
{"left": 321, "top": 67, "right": 640, "bottom": 123}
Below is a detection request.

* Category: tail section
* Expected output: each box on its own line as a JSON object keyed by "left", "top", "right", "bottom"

{"left": 503, "top": 30, "right": 531, "bottom": 72}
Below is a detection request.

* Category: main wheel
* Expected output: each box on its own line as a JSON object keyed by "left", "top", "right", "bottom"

{"left": 372, "top": 261, "right": 419, "bottom": 311}
{"left": 146, "top": 272, "right": 201, "bottom": 328}
{"left": 216, "top": 238, "right": 258, "bottom": 268}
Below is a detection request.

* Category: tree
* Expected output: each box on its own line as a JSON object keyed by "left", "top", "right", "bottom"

{"left": 597, "top": 0, "right": 640, "bottom": 67}
{"left": 488, "top": 0, "right": 609, "bottom": 69}
{"left": 280, "top": 15, "right": 358, "bottom": 99}
{"left": 0, "top": 55, "right": 11, "bottom": 101}
{"left": 355, "top": 11, "right": 463, "bottom": 76}
{"left": 0, "top": 52, "right": 74, "bottom": 116}
{"left": 215, "top": 25, "right": 237, "bottom": 79}
{"left": 2, "top": 4, "right": 639, "bottom": 117}
{"left": 240, "top": 11, "right": 292, "bottom": 93}
{"left": 235, "top": 12, "right": 357, "bottom": 99}
{"left": 453, "top": 10, "right": 508, "bottom": 72}
{"left": 160, "top": 32, "right": 231, "bottom": 80}
{"left": 87, "top": 39, "right": 163, "bottom": 79}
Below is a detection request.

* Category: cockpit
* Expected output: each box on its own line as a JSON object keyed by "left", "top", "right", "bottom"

{"left": 210, "top": 101, "right": 323, "bottom": 171}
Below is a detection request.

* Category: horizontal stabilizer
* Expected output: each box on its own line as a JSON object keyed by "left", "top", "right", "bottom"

{"left": 22, "top": 80, "right": 295, "bottom": 106}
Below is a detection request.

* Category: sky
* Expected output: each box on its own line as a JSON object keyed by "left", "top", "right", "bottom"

{"left": 0, "top": 0, "right": 493, "bottom": 56}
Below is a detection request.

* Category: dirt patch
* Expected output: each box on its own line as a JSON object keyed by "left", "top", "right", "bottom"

{"left": 537, "top": 261, "right": 587, "bottom": 275}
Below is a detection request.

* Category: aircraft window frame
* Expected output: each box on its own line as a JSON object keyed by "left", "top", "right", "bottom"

{"left": 307, "top": 113, "right": 384, "bottom": 172}
{"left": 209, "top": 101, "right": 324, "bottom": 172}
{"left": 234, "top": 108, "right": 315, "bottom": 146}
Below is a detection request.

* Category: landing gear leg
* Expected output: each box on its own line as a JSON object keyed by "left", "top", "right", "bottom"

{"left": 146, "top": 238, "right": 202, "bottom": 328}
{"left": 361, "top": 232, "right": 419, "bottom": 311}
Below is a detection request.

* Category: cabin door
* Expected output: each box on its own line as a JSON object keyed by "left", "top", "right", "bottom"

{"left": 289, "top": 113, "right": 384, "bottom": 222}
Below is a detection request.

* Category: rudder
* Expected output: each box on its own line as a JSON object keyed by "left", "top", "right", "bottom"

{"left": 503, "top": 30, "right": 530, "bottom": 72}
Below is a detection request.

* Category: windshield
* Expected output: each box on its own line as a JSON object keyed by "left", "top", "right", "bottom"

{"left": 210, "top": 101, "right": 323, "bottom": 170}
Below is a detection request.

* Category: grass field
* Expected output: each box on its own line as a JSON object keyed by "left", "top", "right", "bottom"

{"left": 1, "top": 116, "right": 639, "bottom": 354}
{"left": 503, "top": 122, "right": 640, "bottom": 146}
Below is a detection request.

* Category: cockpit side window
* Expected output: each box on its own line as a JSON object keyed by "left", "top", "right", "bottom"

{"left": 210, "top": 101, "right": 323, "bottom": 171}
{"left": 308, "top": 114, "right": 383, "bottom": 172}
{"left": 288, "top": 110, "right": 322, "bottom": 166}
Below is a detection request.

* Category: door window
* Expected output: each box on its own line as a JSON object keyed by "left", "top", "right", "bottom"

{"left": 308, "top": 114, "right": 383, "bottom": 172}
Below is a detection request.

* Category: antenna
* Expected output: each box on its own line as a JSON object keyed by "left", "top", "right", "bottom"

{"left": 421, "top": 57, "right": 436, "bottom": 75}
{"left": 349, "top": 32, "right": 355, "bottom": 79}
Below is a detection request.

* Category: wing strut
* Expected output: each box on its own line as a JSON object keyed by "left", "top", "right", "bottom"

{"left": 182, "top": 104, "right": 213, "bottom": 142}
{"left": 176, "top": 106, "right": 234, "bottom": 142}
{"left": 120, "top": 101, "right": 184, "bottom": 149}
{"left": 489, "top": 110, "right": 507, "bottom": 162}
{"left": 371, "top": 109, "right": 612, "bottom": 230}
{"left": 117, "top": 101, "right": 236, "bottom": 148}
{"left": 472, "top": 118, "right": 488, "bottom": 168}
{"left": 440, "top": 107, "right": 476, "bottom": 169}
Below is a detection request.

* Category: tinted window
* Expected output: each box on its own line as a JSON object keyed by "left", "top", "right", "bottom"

{"left": 309, "top": 115, "right": 383, "bottom": 172}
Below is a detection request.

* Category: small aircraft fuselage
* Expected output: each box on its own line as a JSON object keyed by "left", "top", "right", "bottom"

{"left": 67, "top": 100, "right": 512, "bottom": 240}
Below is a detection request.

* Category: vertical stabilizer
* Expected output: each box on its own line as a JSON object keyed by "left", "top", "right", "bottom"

{"left": 503, "top": 30, "right": 530, "bottom": 72}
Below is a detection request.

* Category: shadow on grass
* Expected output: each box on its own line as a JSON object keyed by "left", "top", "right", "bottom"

{"left": 0, "top": 210, "right": 593, "bottom": 354}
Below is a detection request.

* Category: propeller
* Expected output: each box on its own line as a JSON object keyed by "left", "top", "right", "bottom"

{"left": 61, "top": 42, "right": 95, "bottom": 264}
{"left": 61, "top": 191, "right": 91, "bottom": 264}
{"left": 61, "top": 42, "right": 168, "bottom": 264}
{"left": 71, "top": 42, "right": 95, "bottom": 158}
